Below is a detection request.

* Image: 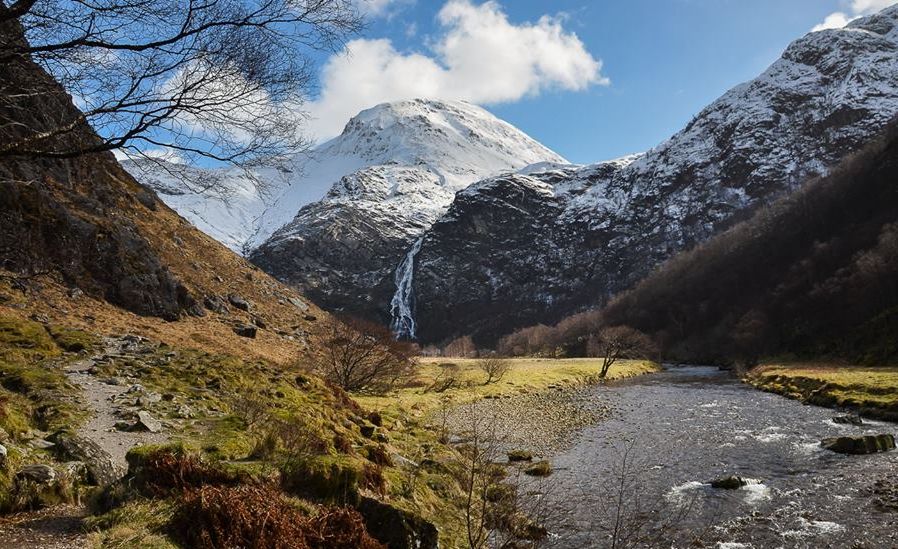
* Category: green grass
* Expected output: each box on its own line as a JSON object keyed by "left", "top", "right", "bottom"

{"left": 0, "top": 318, "right": 658, "bottom": 547}
{"left": 84, "top": 500, "right": 178, "bottom": 549}
{"left": 0, "top": 316, "right": 88, "bottom": 437}
{"left": 748, "top": 363, "right": 898, "bottom": 419}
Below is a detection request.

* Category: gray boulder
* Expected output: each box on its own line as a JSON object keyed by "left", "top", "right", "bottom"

{"left": 233, "top": 324, "right": 257, "bottom": 338}
{"left": 16, "top": 464, "right": 56, "bottom": 484}
{"left": 228, "top": 294, "right": 251, "bottom": 311}
{"left": 132, "top": 410, "right": 163, "bottom": 433}
{"left": 203, "top": 295, "right": 229, "bottom": 314}
{"left": 57, "top": 434, "right": 126, "bottom": 486}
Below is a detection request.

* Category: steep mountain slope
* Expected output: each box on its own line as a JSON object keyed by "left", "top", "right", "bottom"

{"left": 0, "top": 19, "right": 324, "bottom": 364}
{"left": 408, "top": 5, "right": 898, "bottom": 344}
{"left": 596, "top": 119, "right": 898, "bottom": 365}
{"left": 248, "top": 100, "right": 566, "bottom": 328}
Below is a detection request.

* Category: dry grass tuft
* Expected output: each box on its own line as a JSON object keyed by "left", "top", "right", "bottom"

{"left": 171, "top": 484, "right": 385, "bottom": 549}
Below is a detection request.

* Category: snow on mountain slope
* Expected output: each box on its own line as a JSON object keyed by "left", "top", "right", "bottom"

{"left": 129, "top": 99, "right": 565, "bottom": 254}
{"left": 406, "top": 5, "right": 898, "bottom": 344}
{"left": 242, "top": 100, "right": 566, "bottom": 326}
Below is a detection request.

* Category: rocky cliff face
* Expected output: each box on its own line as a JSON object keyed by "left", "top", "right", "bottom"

{"left": 409, "top": 6, "right": 898, "bottom": 344}
{"left": 0, "top": 18, "right": 199, "bottom": 320}
{"left": 248, "top": 99, "right": 566, "bottom": 329}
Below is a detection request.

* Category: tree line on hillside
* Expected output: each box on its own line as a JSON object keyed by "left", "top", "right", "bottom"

{"left": 497, "top": 118, "right": 898, "bottom": 367}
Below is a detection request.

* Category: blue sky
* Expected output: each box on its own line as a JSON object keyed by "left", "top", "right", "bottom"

{"left": 302, "top": 0, "right": 889, "bottom": 164}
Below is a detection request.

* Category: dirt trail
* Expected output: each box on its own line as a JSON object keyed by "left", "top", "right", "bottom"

{"left": 0, "top": 505, "right": 88, "bottom": 549}
{"left": 0, "top": 336, "right": 170, "bottom": 548}
{"left": 64, "top": 336, "right": 169, "bottom": 468}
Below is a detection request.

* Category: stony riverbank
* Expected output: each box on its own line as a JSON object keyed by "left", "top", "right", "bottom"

{"left": 442, "top": 385, "right": 617, "bottom": 456}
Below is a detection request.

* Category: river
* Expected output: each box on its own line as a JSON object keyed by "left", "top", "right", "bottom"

{"left": 527, "top": 365, "right": 898, "bottom": 548}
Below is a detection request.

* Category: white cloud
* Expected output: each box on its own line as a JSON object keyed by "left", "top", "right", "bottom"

{"left": 305, "top": 0, "right": 606, "bottom": 140}
{"left": 812, "top": 0, "right": 897, "bottom": 31}
{"left": 355, "top": 0, "right": 411, "bottom": 18}
{"left": 812, "top": 11, "right": 855, "bottom": 31}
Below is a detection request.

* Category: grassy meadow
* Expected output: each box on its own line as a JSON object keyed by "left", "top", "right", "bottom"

{"left": 747, "top": 363, "right": 898, "bottom": 420}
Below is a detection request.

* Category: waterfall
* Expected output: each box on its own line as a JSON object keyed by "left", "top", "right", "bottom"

{"left": 390, "top": 237, "right": 424, "bottom": 339}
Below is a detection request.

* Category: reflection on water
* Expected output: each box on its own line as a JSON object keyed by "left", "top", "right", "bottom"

{"left": 535, "top": 366, "right": 898, "bottom": 548}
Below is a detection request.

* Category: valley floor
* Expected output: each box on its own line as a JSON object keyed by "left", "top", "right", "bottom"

{"left": 356, "top": 357, "right": 659, "bottom": 416}
{"left": 746, "top": 363, "right": 898, "bottom": 421}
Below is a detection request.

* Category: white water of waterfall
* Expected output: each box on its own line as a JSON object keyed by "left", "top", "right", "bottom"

{"left": 390, "top": 237, "right": 424, "bottom": 339}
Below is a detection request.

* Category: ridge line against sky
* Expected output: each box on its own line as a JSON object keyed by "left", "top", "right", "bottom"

{"left": 305, "top": 0, "right": 898, "bottom": 164}
{"left": 137, "top": 0, "right": 898, "bottom": 167}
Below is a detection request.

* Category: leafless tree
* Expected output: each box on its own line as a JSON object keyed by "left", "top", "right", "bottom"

{"left": 478, "top": 356, "right": 510, "bottom": 385}
{"left": 587, "top": 325, "right": 656, "bottom": 378}
{"left": 444, "top": 335, "right": 477, "bottom": 357}
{"left": 0, "top": 0, "right": 362, "bottom": 186}
{"left": 305, "top": 316, "right": 417, "bottom": 393}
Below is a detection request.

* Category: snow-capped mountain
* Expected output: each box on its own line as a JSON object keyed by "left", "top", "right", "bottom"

{"left": 404, "top": 5, "right": 898, "bottom": 343}
{"left": 129, "top": 99, "right": 565, "bottom": 330}
{"left": 129, "top": 99, "right": 564, "bottom": 254}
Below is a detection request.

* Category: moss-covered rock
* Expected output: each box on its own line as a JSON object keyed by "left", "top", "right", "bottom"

{"left": 506, "top": 449, "right": 533, "bottom": 462}
{"left": 821, "top": 434, "right": 896, "bottom": 454}
{"left": 523, "top": 460, "right": 552, "bottom": 477}
{"left": 281, "top": 456, "right": 370, "bottom": 505}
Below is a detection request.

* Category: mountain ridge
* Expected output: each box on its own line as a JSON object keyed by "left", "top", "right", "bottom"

{"left": 407, "top": 4, "right": 898, "bottom": 344}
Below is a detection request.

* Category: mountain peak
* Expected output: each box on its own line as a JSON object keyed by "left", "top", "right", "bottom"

{"left": 324, "top": 98, "right": 567, "bottom": 187}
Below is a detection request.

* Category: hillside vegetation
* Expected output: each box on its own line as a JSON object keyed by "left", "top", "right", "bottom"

{"left": 500, "top": 118, "right": 898, "bottom": 368}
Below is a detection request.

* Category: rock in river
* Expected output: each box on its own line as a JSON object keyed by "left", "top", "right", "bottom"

{"left": 832, "top": 414, "right": 864, "bottom": 426}
{"left": 821, "top": 434, "right": 896, "bottom": 455}
{"left": 710, "top": 476, "right": 758, "bottom": 490}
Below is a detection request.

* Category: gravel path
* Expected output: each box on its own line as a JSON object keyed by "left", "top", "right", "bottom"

{"left": 64, "top": 336, "right": 169, "bottom": 468}
{"left": 0, "top": 505, "right": 88, "bottom": 549}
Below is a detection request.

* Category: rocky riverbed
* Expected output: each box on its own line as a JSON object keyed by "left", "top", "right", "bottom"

{"left": 441, "top": 384, "right": 616, "bottom": 457}
{"left": 530, "top": 366, "right": 898, "bottom": 548}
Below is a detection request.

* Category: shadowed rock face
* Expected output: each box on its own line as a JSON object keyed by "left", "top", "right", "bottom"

{"left": 0, "top": 19, "right": 198, "bottom": 320}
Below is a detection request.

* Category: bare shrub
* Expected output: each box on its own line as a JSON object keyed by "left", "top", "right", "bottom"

{"left": 271, "top": 417, "right": 330, "bottom": 469}
{"left": 229, "top": 386, "right": 270, "bottom": 430}
{"left": 305, "top": 317, "right": 416, "bottom": 393}
{"left": 477, "top": 357, "right": 510, "bottom": 385}
{"left": 587, "top": 326, "right": 656, "bottom": 378}
{"left": 427, "top": 362, "right": 462, "bottom": 393}
{"left": 452, "top": 401, "right": 553, "bottom": 549}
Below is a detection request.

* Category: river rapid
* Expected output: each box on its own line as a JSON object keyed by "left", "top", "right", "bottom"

{"left": 529, "top": 366, "right": 898, "bottom": 549}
